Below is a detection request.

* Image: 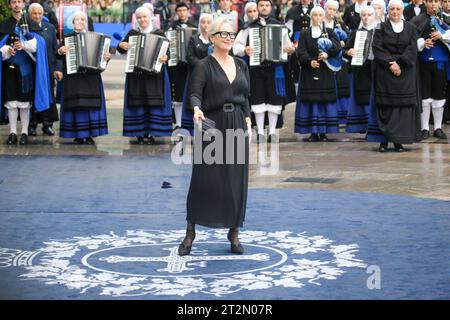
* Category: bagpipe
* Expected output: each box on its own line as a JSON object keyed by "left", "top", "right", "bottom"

{"left": 430, "top": 12, "right": 450, "bottom": 51}
{"left": 317, "top": 21, "right": 342, "bottom": 72}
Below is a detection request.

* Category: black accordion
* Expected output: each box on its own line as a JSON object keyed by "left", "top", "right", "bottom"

{"left": 125, "top": 33, "right": 169, "bottom": 74}
{"left": 166, "top": 27, "right": 198, "bottom": 66}
{"left": 65, "top": 31, "right": 111, "bottom": 74}
{"left": 249, "top": 24, "right": 289, "bottom": 66}
{"left": 351, "top": 29, "right": 373, "bottom": 66}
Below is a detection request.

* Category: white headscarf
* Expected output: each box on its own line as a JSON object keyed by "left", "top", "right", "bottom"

{"left": 198, "top": 13, "right": 213, "bottom": 34}
{"left": 71, "top": 10, "right": 88, "bottom": 31}
{"left": 310, "top": 5, "right": 325, "bottom": 27}
{"left": 244, "top": 1, "right": 257, "bottom": 22}
{"left": 387, "top": 0, "right": 404, "bottom": 10}
{"left": 134, "top": 6, "right": 153, "bottom": 33}
{"left": 358, "top": 5, "right": 376, "bottom": 30}
{"left": 324, "top": 0, "right": 339, "bottom": 11}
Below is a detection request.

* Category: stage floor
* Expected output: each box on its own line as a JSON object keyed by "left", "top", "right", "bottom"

{"left": 0, "top": 58, "right": 449, "bottom": 299}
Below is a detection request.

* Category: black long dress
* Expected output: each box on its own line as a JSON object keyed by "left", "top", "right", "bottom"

{"left": 186, "top": 55, "right": 251, "bottom": 229}
{"left": 372, "top": 20, "right": 421, "bottom": 144}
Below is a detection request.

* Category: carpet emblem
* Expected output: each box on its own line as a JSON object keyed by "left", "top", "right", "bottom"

{"left": 0, "top": 229, "right": 367, "bottom": 297}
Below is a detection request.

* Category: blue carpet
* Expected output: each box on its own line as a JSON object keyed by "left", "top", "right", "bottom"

{"left": 0, "top": 155, "right": 449, "bottom": 299}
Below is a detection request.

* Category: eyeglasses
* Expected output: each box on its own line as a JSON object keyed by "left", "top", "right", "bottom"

{"left": 213, "top": 31, "right": 237, "bottom": 39}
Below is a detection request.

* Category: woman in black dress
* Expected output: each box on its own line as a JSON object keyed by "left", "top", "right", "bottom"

{"left": 370, "top": 0, "right": 420, "bottom": 152}
{"left": 178, "top": 17, "right": 252, "bottom": 256}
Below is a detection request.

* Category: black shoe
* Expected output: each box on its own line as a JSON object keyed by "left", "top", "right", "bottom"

{"left": 6, "top": 133, "right": 17, "bottom": 145}
{"left": 74, "top": 138, "right": 85, "bottom": 144}
{"left": 28, "top": 127, "right": 37, "bottom": 136}
{"left": 19, "top": 133, "right": 28, "bottom": 145}
{"left": 137, "top": 136, "right": 145, "bottom": 145}
{"left": 421, "top": 129, "right": 430, "bottom": 140}
{"left": 178, "top": 229, "right": 196, "bottom": 256}
{"left": 227, "top": 228, "right": 244, "bottom": 254}
{"left": 378, "top": 142, "right": 388, "bottom": 152}
{"left": 42, "top": 126, "right": 55, "bottom": 136}
{"left": 147, "top": 135, "right": 156, "bottom": 145}
{"left": 433, "top": 128, "right": 447, "bottom": 140}
{"left": 394, "top": 143, "right": 405, "bottom": 152}
{"left": 268, "top": 134, "right": 279, "bottom": 144}
{"left": 85, "top": 137, "right": 95, "bottom": 145}
{"left": 307, "top": 133, "right": 319, "bottom": 142}
{"left": 319, "top": 133, "right": 329, "bottom": 142}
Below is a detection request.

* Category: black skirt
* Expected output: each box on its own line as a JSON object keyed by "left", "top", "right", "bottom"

{"left": 186, "top": 106, "right": 249, "bottom": 228}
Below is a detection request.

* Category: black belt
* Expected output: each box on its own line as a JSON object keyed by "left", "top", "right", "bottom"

{"left": 223, "top": 103, "right": 235, "bottom": 112}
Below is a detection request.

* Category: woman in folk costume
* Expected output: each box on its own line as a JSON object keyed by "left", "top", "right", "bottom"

{"left": 372, "top": 0, "right": 387, "bottom": 24}
{"left": 368, "top": 0, "right": 421, "bottom": 152}
{"left": 117, "top": 6, "right": 172, "bottom": 145}
{"left": 294, "top": 5, "right": 342, "bottom": 142}
{"left": 344, "top": 5, "right": 377, "bottom": 133}
{"left": 324, "top": 0, "right": 351, "bottom": 125}
{"left": 57, "top": 11, "right": 110, "bottom": 145}
{"left": 181, "top": 13, "right": 214, "bottom": 136}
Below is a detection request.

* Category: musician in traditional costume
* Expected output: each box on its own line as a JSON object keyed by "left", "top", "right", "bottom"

{"left": 243, "top": 1, "right": 259, "bottom": 25}
{"left": 166, "top": 2, "right": 197, "bottom": 133}
{"left": 117, "top": 6, "right": 171, "bottom": 145}
{"left": 368, "top": 0, "right": 420, "bottom": 152}
{"left": 371, "top": 0, "right": 387, "bottom": 24}
{"left": 285, "top": 0, "right": 314, "bottom": 92}
{"left": 411, "top": 0, "right": 449, "bottom": 140}
{"left": 233, "top": 0, "right": 295, "bottom": 143}
{"left": 182, "top": 13, "right": 214, "bottom": 135}
{"left": 343, "top": 0, "right": 370, "bottom": 31}
{"left": 179, "top": 18, "right": 251, "bottom": 256}
{"left": 294, "top": 6, "right": 341, "bottom": 142}
{"left": 57, "top": 11, "right": 110, "bottom": 145}
{"left": 0, "top": 0, "right": 51, "bottom": 145}
{"left": 324, "top": 0, "right": 351, "bottom": 125}
{"left": 28, "top": 2, "right": 59, "bottom": 137}
{"left": 344, "top": 5, "right": 377, "bottom": 133}
{"left": 404, "top": 0, "right": 427, "bottom": 21}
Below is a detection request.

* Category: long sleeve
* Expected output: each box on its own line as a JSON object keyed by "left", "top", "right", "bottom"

{"left": 396, "top": 25, "right": 418, "bottom": 68}
{"left": 189, "top": 61, "right": 208, "bottom": 108}
{"left": 296, "top": 30, "right": 312, "bottom": 66}
{"left": 242, "top": 62, "right": 251, "bottom": 117}
{"left": 187, "top": 36, "right": 201, "bottom": 66}
{"left": 233, "top": 28, "right": 248, "bottom": 57}
{"left": 372, "top": 26, "right": 394, "bottom": 68}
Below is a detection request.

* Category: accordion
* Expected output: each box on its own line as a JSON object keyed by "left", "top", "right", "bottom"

{"left": 351, "top": 29, "right": 373, "bottom": 66}
{"left": 125, "top": 33, "right": 169, "bottom": 74}
{"left": 65, "top": 31, "right": 111, "bottom": 74}
{"left": 166, "top": 27, "right": 198, "bottom": 67}
{"left": 249, "top": 24, "right": 289, "bottom": 66}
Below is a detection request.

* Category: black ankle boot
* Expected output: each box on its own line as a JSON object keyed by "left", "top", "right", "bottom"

{"left": 378, "top": 142, "right": 388, "bottom": 152}
{"left": 227, "top": 228, "right": 244, "bottom": 254}
{"left": 178, "top": 228, "right": 196, "bottom": 256}
{"left": 394, "top": 143, "right": 405, "bottom": 152}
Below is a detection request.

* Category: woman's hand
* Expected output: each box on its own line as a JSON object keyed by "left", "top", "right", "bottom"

{"left": 58, "top": 45, "right": 69, "bottom": 55}
{"left": 318, "top": 52, "right": 328, "bottom": 61}
{"left": 244, "top": 46, "right": 254, "bottom": 56}
{"left": 283, "top": 45, "right": 295, "bottom": 55}
{"left": 310, "top": 59, "right": 320, "bottom": 68}
{"left": 193, "top": 106, "right": 205, "bottom": 123}
{"left": 119, "top": 41, "right": 130, "bottom": 51}
{"left": 54, "top": 71, "right": 63, "bottom": 81}
{"left": 246, "top": 118, "right": 252, "bottom": 140}
{"left": 159, "top": 54, "right": 168, "bottom": 63}
{"left": 389, "top": 61, "right": 401, "bottom": 76}
{"left": 103, "top": 52, "right": 111, "bottom": 61}
{"left": 346, "top": 48, "right": 357, "bottom": 57}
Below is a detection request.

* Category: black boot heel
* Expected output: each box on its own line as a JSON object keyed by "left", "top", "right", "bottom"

{"left": 227, "top": 228, "right": 244, "bottom": 254}
{"left": 178, "top": 229, "right": 195, "bottom": 256}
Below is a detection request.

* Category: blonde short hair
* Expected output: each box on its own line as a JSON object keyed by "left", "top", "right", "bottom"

{"left": 207, "top": 17, "right": 235, "bottom": 36}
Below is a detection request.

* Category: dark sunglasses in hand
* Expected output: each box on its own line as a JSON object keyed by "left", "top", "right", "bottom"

{"left": 213, "top": 31, "right": 237, "bottom": 39}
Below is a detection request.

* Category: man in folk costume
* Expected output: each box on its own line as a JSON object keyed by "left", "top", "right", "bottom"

{"left": 404, "top": 0, "right": 427, "bottom": 21}
{"left": 166, "top": 2, "right": 197, "bottom": 134}
{"left": 411, "top": 0, "right": 450, "bottom": 140}
{"left": 0, "top": 0, "right": 51, "bottom": 145}
{"left": 233, "top": 0, "right": 295, "bottom": 143}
